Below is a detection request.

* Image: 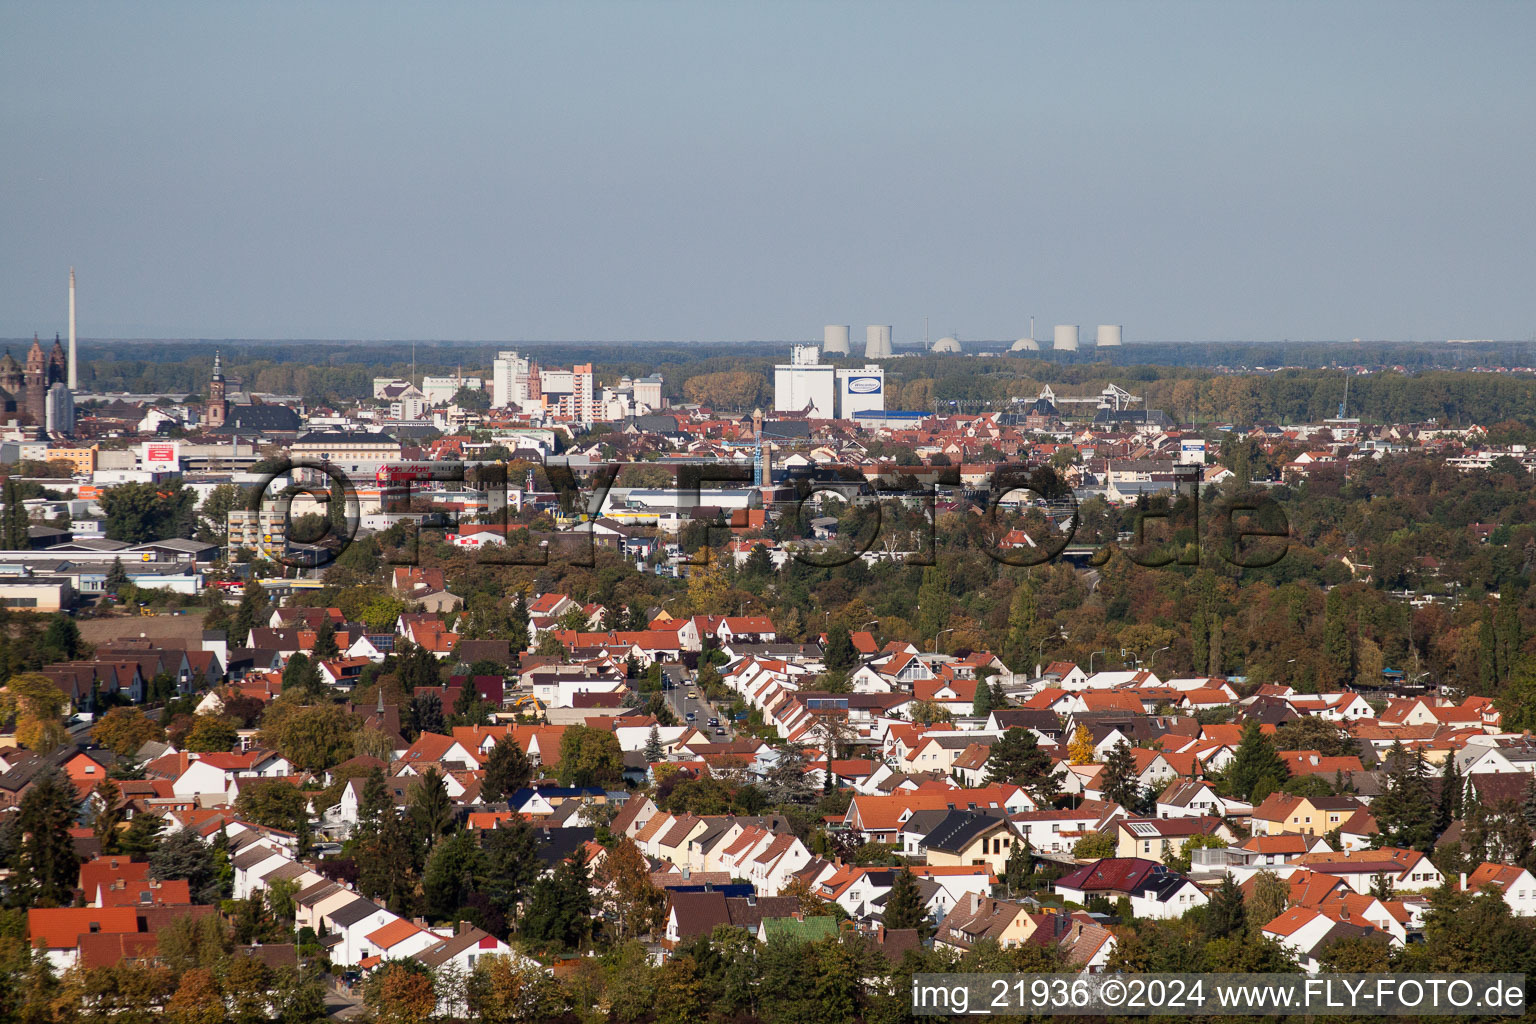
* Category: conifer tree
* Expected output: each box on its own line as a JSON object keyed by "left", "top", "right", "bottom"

{"left": 1101, "top": 740, "right": 1141, "bottom": 809}
{"left": 882, "top": 865, "right": 928, "bottom": 934}
{"left": 14, "top": 770, "right": 80, "bottom": 906}
{"left": 481, "top": 737, "right": 533, "bottom": 804}
{"left": 1437, "top": 754, "right": 1463, "bottom": 834}
{"left": 1223, "top": 720, "right": 1288, "bottom": 801}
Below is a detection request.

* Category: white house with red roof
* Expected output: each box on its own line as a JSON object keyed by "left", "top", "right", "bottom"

{"left": 1284, "top": 691, "right": 1376, "bottom": 722}
{"left": 1463, "top": 862, "right": 1536, "bottom": 916}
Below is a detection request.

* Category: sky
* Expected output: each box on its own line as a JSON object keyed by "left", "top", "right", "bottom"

{"left": 2, "top": 1, "right": 1533, "bottom": 344}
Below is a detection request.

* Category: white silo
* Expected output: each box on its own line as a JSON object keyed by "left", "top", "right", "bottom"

{"left": 1096, "top": 325, "right": 1123, "bottom": 348}
{"left": 823, "top": 325, "right": 851, "bottom": 356}
{"left": 865, "top": 325, "right": 892, "bottom": 359}
{"left": 1053, "top": 325, "right": 1079, "bottom": 352}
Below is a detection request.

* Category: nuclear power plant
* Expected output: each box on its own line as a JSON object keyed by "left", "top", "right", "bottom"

{"left": 1096, "top": 324, "right": 1123, "bottom": 348}
{"left": 864, "top": 325, "right": 892, "bottom": 359}
{"left": 1053, "top": 325, "right": 1080, "bottom": 352}
{"left": 822, "top": 325, "right": 851, "bottom": 356}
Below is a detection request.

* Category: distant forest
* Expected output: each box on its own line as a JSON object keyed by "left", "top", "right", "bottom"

{"left": 9, "top": 337, "right": 1536, "bottom": 429}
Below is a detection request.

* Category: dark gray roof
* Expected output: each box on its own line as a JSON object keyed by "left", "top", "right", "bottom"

{"left": 920, "top": 809, "right": 1009, "bottom": 855}
{"left": 326, "top": 896, "right": 384, "bottom": 928}
{"left": 295, "top": 430, "right": 398, "bottom": 444}
{"left": 227, "top": 404, "right": 301, "bottom": 432}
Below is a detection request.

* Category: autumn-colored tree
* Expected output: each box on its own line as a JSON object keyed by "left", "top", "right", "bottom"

{"left": 1068, "top": 724, "right": 1097, "bottom": 765}
{"left": 680, "top": 370, "right": 767, "bottom": 411}
{"left": 467, "top": 953, "right": 563, "bottom": 1023}
{"left": 182, "top": 714, "right": 238, "bottom": 753}
{"left": 92, "top": 705, "right": 165, "bottom": 757}
{"left": 164, "top": 968, "right": 226, "bottom": 1024}
{"left": 375, "top": 964, "right": 436, "bottom": 1024}
{"left": 779, "top": 875, "right": 836, "bottom": 917}
{"left": 597, "top": 837, "right": 667, "bottom": 940}
{"left": 4, "top": 672, "right": 70, "bottom": 751}
{"left": 685, "top": 558, "right": 730, "bottom": 614}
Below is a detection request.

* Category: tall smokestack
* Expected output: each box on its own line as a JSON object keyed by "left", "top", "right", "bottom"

{"left": 67, "top": 268, "right": 77, "bottom": 390}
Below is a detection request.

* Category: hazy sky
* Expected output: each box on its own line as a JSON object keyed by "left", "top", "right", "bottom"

{"left": 2, "top": 2, "right": 1533, "bottom": 343}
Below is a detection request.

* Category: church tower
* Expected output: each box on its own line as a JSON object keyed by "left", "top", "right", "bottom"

{"left": 24, "top": 336, "right": 47, "bottom": 425}
{"left": 204, "top": 351, "right": 228, "bottom": 428}
{"left": 47, "top": 336, "right": 67, "bottom": 387}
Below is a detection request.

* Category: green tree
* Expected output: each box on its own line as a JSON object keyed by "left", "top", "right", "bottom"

{"left": 1373, "top": 742, "right": 1435, "bottom": 852}
{"left": 1205, "top": 876, "right": 1247, "bottom": 939}
{"left": 182, "top": 714, "right": 238, "bottom": 753}
{"left": 481, "top": 736, "right": 533, "bottom": 803}
{"left": 312, "top": 618, "right": 339, "bottom": 659}
{"left": 407, "top": 691, "right": 445, "bottom": 739}
{"left": 357, "top": 811, "right": 419, "bottom": 916}
{"left": 118, "top": 809, "right": 166, "bottom": 856}
{"left": 1003, "top": 839, "right": 1033, "bottom": 897}
{"left": 281, "top": 653, "right": 327, "bottom": 699}
{"left": 521, "top": 850, "right": 592, "bottom": 951}
{"left": 1004, "top": 578, "right": 1040, "bottom": 670}
{"left": 882, "top": 865, "right": 928, "bottom": 934}
{"left": 507, "top": 591, "right": 530, "bottom": 651}
{"left": 1322, "top": 589, "right": 1353, "bottom": 688}
{"left": 41, "top": 613, "right": 85, "bottom": 662}
{"left": 985, "top": 728, "right": 1058, "bottom": 805}
{"left": 234, "top": 778, "right": 311, "bottom": 832}
{"left": 1, "top": 476, "right": 31, "bottom": 549}
{"left": 1246, "top": 870, "right": 1290, "bottom": 931}
{"left": 104, "top": 555, "right": 132, "bottom": 596}
{"left": 229, "top": 579, "right": 269, "bottom": 647}
{"left": 92, "top": 778, "right": 126, "bottom": 853}
{"left": 1222, "top": 719, "right": 1289, "bottom": 801}
{"left": 1101, "top": 740, "right": 1142, "bottom": 809}
{"left": 915, "top": 565, "right": 952, "bottom": 649}
{"left": 1437, "top": 753, "right": 1464, "bottom": 834}
{"left": 409, "top": 767, "right": 455, "bottom": 848}
{"left": 196, "top": 482, "right": 243, "bottom": 542}
{"left": 101, "top": 479, "right": 196, "bottom": 542}
{"left": 422, "top": 829, "right": 483, "bottom": 921}
{"left": 260, "top": 701, "right": 359, "bottom": 771}
{"left": 557, "top": 724, "right": 624, "bottom": 788}
{"left": 644, "top": 725, "right": 664, "bottom": 762}
{"left": 12, "top": 769, "right": 80, "bottom": 906}
{"left": 481, "top": 818, "right": 541, "bottom": 928}
{"left": 823, "top": 625, "right": 856, "bottom": 672}
{"left": 150, "top": 826, "right": 223, "bottom": 903}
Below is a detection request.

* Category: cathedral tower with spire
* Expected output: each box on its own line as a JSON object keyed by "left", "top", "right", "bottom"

{"left": 203, "top": 351, "right": 228, "bottom": 429}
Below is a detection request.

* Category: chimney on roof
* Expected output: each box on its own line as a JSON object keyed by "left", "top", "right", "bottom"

{"left": 970, "top": 892, "right": 982, "bottom": 915}
{"left": 1460, "top": 872, "right": 1467, "bottom": 890}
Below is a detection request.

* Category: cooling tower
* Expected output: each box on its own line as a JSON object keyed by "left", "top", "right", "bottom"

{"left": 864, "top": 324, "right": 892, "bottom": 359}
{"left": 1096, "top": 324, "right": 1123, "bottom": 348}
{"left": 1053, "top": 325, "right": 1079, "bottom": 352}
{"left": 823, "top": 325, "right": 851, "bottom": 355}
